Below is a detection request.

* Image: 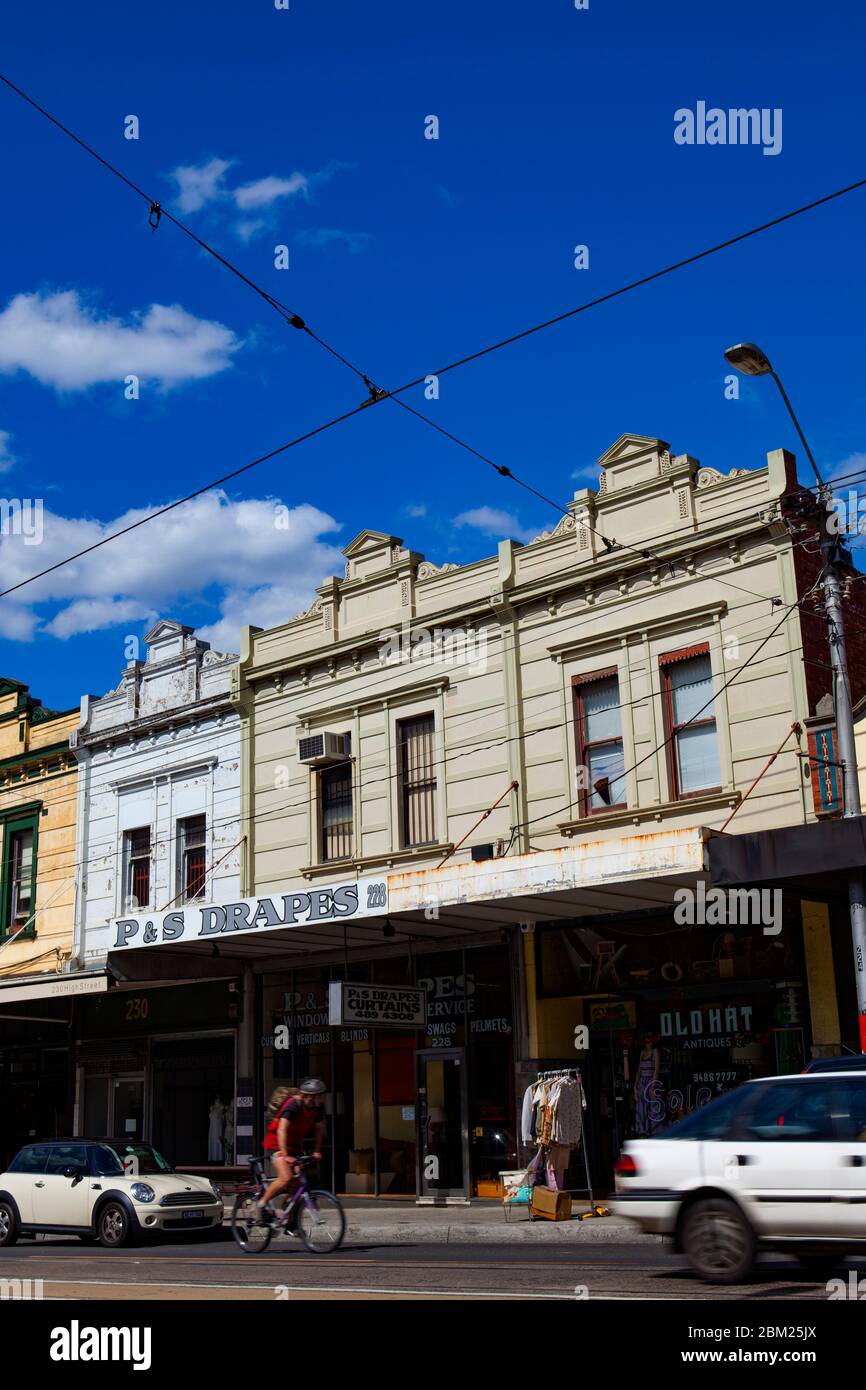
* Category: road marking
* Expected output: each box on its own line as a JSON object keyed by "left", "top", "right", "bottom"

{"left": 30, "top": 1278, "right": 580, "bottom": 1301}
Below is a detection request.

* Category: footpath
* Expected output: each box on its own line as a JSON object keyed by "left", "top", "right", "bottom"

{"left": 335, "top": 1200, "right": 660, "bottom": 1245}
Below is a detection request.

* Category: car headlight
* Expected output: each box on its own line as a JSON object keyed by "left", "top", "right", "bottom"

{"left": 209, "top": 1183, "right": 222, "bottom": 1201}
{"left": 130, "top": 1182, "right": 155, "bottom": 1203}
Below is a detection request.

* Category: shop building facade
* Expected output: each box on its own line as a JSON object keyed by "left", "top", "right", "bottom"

{"left": 98, "top": 434, "right": 866, "bottom": 1197}
{"left": 70, "top": 621, "right": 243, "bottom": 1167}
{"left": 0, "top": 679, "right": 84, "bottom": 1167}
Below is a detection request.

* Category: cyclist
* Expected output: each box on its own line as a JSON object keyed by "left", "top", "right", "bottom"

{"left": 257, "top": 1077, "right": 327, "bottom": 1221}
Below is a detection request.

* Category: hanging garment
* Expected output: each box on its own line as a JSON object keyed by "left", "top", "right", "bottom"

{"left": 550, "top": 1076, "right": 586, "bottom": 1146}
{"left": 520, "top": 1082, "right": 536, "bottom": 1143}
{"left": 545, "top": 1142, "right": 571, "bottom": 1191}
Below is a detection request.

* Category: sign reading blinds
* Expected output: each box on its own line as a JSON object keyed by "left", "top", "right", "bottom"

{"left": 110, "top": 878, "right": 389, "bottom": 951}
{"left": 328, "top": 981, "right": 427, "bottom": 1027}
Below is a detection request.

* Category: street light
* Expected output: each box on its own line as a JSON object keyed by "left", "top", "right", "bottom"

{"left": 723, "top": 342, "right": 773, "bottom": 377}
{"left": 725, "top": 341, "right": 866, "bottom": 1052}
{"left": 724, "top": 342, "right": 824, "bottom": 489}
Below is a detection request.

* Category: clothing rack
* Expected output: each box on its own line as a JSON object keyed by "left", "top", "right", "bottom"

{"left": 525, "top": 1066, "right": 596, "bottom": 1213}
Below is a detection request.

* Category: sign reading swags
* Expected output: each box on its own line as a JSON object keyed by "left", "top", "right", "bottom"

{"left": 110, "top": 878, "right": 389, "bottom": 951}
{"left": 328, "top": 981, "right": 427, "bottom": 1027}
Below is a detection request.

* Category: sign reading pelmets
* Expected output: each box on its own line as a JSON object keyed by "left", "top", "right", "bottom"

{"left": 328, "top": 981, "right": 427, "bottom": 1027}
{"left": 110, "top": 877, "right": 389, "bottom": 951}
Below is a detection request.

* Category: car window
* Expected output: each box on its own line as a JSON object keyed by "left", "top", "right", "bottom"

{"left": 742, "top": 1079, "right": 862, "bottom": 1141}
{"left": 8, "top": 1144, "right": 50, "bottom": 1175}
{"left": 104, "top": 1142, "right": 173, "bottom": 1175}
{"left": 89, "top": 1144, "right": 124, "bottom": 1177}
{"left": 663, "top": 1087, "right": 748, "bottom": 1140}
{"left": 832, "top": 1076, "right": 866, "bottom": 1141}
{"left": 45, "top": 1144, "right": 88, "bottom": 1175}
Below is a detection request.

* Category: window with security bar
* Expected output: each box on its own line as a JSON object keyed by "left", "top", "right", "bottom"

{"left": 399, "top": 714, "right": 437, "bottom": 847}
{"left": 179, "top": 815, "right": 207, "bottom": 901}
{"left": 660, "top": 647, "right": 721, "bottom": 797}
{"left": 124, "top": 827, "right": 151, "bottom": 910}
{"left": 321, "top": 762, "right": 353, "bottom": 862}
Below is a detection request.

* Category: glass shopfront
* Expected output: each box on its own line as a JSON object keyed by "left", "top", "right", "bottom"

{"left": 261, "top": 942, "right": 516, "bottom": 1198}
{"left": 75, "top": 980, "right": 240, "bottom": 1168}
{"left": 535, "top": 906, "right": 810, "bottom": 1184}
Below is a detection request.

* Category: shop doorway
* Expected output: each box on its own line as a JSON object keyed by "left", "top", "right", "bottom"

{"left": 82, "top": 1072, "right": 144, "bottom": 1140}
{"left": 416, "top": 1049, "right": 469, "bottom": 1201}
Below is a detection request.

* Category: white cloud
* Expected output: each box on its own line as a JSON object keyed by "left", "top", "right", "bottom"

{"left": 233, "top": 174, "right": 309, "bottom": 210}
{"left": 452, "top": 506, "right": 538, "bottom": 544}
{"left": 166, "top": 159, "right": 348, "bottom": 240}
{"left": 831, "top": 452, "right": 866, "bottom": 485}
{"left": 406, "top": 504, "right": 427, "bottom": 518}
{"left": 0, "top": 491, "right": 344, "bottom": 646}
{"left": 0, "top": 429, "right": 16, "bottom": 473}
{"left": 169, "top": 157, "right": 234, "bottom": 213}
{"left": 0, "top": 291, "right": 242, "bottom": 392}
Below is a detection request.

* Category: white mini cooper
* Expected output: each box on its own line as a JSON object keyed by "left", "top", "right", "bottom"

{"left": 0, "top": 1139, "right": 223, "bottom": 1248}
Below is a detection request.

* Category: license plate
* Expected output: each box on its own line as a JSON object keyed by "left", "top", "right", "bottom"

{"left": 181, "top": 1210, "right": 200, "bottom": 1219}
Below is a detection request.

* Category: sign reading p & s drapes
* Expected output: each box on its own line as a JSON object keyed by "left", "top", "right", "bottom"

{"left": 109, "top": 877, "right": 388, "bottom": 951}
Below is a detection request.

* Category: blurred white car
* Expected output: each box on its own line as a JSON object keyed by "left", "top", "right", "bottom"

{"left": 0, "top": 1138, "right": 223, "bottom": 1248}
{"left": 612, "top": 1071, "right": 866, "bottom": 1281}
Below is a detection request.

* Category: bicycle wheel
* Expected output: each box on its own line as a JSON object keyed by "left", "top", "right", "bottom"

{"left": 296, "top": 1190, "right": 345, "bottom": 1253}
{"left": 230, "top": 1192, "right": 273, "bottom": 1253}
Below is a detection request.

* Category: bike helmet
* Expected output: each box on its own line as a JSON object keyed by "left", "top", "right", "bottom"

{"left": 299, "top": 1077, "right": 327, "bottom": 1095}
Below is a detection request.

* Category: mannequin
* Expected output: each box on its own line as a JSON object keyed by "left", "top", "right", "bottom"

{"left": 634, "top": 1036, "right": 663, "bottom": 1136}
{"left": 208, "top": 1097, "right": 226, "bottom": 1161}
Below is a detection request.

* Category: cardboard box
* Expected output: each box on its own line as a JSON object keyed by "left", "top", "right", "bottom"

{"left": 531, "top": 1186, "right": 572, "bottom": 1221}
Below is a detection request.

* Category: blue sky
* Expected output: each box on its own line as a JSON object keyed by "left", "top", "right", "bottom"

{"left": 0, "top": 0, "right": 864, "bottom": 709}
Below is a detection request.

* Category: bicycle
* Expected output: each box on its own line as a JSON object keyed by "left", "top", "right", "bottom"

{"left": 230, "top": 1155, "right": 345, "bottom": 1254}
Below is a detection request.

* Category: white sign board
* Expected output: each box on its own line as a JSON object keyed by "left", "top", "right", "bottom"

{"left": 109, "top": 878, "right": 388, "bottom": 952}
{"left": 328, "top": 981, "right": 426, "bottom": 1027}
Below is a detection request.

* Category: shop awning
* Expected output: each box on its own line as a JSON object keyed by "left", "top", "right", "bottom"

{"left": 0, "top": 971, "right": 109, "bottom": 1005}
{"left": 707, "top": 816, "right": 866, "bottom": 887}
{"left": 105, "top": 826, "right": 710, "bottom": 980}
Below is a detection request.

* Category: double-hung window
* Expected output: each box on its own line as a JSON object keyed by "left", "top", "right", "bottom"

{"left": 125, "top": 827, "right": 151, "bottom": 910}
{"left": 399, "top": 714, "right": 437, "bottom": 846}
{"left": 2, "top": 816, "right": 38, "bottom": 939}
{"left": 178, "top": 815, "right": 207, "bottom": 901}
{"left": 660, "top": 646, "right": 721, "bottom": 797}
{"left": 573, "top": 671, "right": 626, "bottom": 814}
{"left": 321, "top": 756, "right": 353, "bottom": 862}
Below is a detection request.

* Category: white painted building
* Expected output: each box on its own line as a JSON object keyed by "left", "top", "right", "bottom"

{"left": 72, "top": 621, "right": 242, "bottom": 967}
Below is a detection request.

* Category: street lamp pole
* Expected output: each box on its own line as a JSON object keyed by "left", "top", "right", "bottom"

{"left": 725, "top": 344, "right": 866, "bottom": 1052}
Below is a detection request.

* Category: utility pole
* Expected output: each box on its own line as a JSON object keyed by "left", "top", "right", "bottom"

{"left": 725, "top": 343, "right": 866, "bottom": 1052}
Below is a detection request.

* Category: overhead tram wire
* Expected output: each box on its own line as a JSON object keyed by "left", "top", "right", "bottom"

{"left": 2, "top": 72, "right": 866, "bottom": 581}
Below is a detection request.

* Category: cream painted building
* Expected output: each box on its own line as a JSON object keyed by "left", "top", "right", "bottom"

{"left": 234, "top": 434, "right": 825, "bottom": 889}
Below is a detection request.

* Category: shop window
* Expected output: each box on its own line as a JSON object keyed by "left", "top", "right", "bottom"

{"left": 660, "top": 647, "right": 721, "bottom": 797}
{"left": 124, "top": 827, "right": 151, "bottom": 910}
{"left": 572, "top": 670, "right": 626, "bottom": 814}
{"left": 399, "top": 714, "right": 437, "bottom": 847}
{"left": 1, "top": 815, "right": 38, "bottom": 940}
{"left": 178, "top": 815, "right": 207, "bottom": 901}
{"left": 320, "top": 762, "right": 353, "bottom": 862}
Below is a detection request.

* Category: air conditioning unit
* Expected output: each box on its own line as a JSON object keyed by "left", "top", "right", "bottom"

{"left": 296, "top": 731, "right": 350, "bottom": 765}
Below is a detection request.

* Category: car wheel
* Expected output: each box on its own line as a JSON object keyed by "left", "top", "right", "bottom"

{"left": 97, "top": 1201, "right": 135, "bottom": 1249}
{"left": 0, "top": 1201, "right": 19, "bottom": 1248}
{"left": 682, "top": 1197, "right": 756, "bottom": 1283}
